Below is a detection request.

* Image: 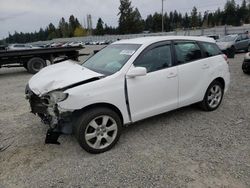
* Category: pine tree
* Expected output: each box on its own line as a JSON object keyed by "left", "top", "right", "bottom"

{"left": 95, "top": 18, "right": 104, "bottom": 35}
{"left": 118, "top": 0, "right": 134, "bottom": 34}
{"left": 59, "top": 17, "right": 69, "bottom": 38}
{"left": 224, "top": 0, "right": 237, "bottom": 25}
{"left": 191, "top": 7, "right": 198, "bottom": 28}
{"left": 131, "top": 8, "right": 144, "bottom": 33}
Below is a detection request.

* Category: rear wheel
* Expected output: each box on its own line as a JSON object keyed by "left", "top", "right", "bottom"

{"left": 27, "top": 57, "right": 46, "bottom": 74}
{"left": 246, "top": 45, "right": 250, "bottom": 52}
{"left": 75, "top": 107, "right": 122, "bottom": 154}
{"left": 23, "top": 62, "right": 28, "bottom": 70}
{"left": 242, "top": 64, "right": 250, "bottom": 74}
{"left": 200, "top": 81, "right": 224, "bottom": 111}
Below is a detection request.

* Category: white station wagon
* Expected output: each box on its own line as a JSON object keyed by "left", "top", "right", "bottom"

{"left": 26, "top": 36, "right": 230, "bottom": 153}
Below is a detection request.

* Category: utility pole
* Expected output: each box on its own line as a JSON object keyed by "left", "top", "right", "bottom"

{"left": 161, "top": 0, "right": 165, "bottom": 32}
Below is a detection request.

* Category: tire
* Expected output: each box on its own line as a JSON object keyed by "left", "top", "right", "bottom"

{"left": 199, "top": 81, "right": 224, "bottom": 111}
{"left": 242, "top": 69, "right": 250, "bottom": 74}
{"left": 75, "top": 107, "right": 122, "bottom": 154}
{"left": 227, "top": 46, "right": 235, "bottom": 58}
{"left": 245, "top": 45, "right": 250, "bottom": 53}
{"left": 27, "top": 57, "right": 46, "bottom": 74}
{"left": 242, "top": 66, "right": 250, "bottom": 74}
{"left": 23, "top": 62, "right": 28, "bottom": 70}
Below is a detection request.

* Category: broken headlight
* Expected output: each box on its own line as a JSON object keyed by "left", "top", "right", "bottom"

{"left": 42, "top": 91, "right": 68, "bottom": 106}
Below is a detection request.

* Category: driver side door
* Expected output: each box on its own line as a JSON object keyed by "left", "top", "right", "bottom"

{"left": 126, "top": 42, "right": 178, "bottom": 122}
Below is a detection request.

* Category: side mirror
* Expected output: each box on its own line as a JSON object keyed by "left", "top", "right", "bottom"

{"left": 126, "top": 67, "right": 147, "bottom": 78}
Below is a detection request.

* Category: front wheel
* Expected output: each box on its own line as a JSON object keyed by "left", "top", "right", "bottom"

{"left": 75, "top": 107, "right": 122, "bottom": 154}
{"left": 200, "top": 81, "right": 224, "bottom": 111}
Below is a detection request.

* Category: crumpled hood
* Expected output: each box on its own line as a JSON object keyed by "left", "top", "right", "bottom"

{"left": 216, "top": 41, "right": 234, "bottom": 50}
{"left": 29, "top": 60, "right": 103, "bottom": 95}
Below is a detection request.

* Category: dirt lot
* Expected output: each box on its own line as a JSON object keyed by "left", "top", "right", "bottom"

{"left": 0, "top": 48, "right": 249, "bottom": 188}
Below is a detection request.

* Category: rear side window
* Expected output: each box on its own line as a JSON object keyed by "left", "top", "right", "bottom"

{"left": 14, "top": 45, "right": 25, "bottom": 48}
{"left": 174, "top": 41, "right": 202, "bottom": 64}
{"left": 200, "top": 42, "right": 222, "bottom": 57}
{"left": 241, "top": 34, "right": 249, "bottom": 40}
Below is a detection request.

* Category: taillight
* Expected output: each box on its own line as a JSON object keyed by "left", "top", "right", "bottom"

{"left": 223, "top": 54, "right": 229, "bottom": 64}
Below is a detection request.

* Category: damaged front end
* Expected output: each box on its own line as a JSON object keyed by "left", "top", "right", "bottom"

{"left": 25, "top": 85, "right": 74, "bottom": 144}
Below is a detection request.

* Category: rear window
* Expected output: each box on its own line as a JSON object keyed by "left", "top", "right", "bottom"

{"left": 174, "top": 41, "right": 202, "bottom": 64}
{"left": 200, "top": 42, "right": 222, "bottom": 57}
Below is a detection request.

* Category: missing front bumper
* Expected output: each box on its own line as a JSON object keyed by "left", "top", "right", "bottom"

{"left": 26, "top": 86, "right": 74, "bottom": 144}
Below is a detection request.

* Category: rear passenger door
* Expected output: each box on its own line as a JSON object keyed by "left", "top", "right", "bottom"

{"left": 174, "top": 41, "right": 213, "bottom": 107}
{"left": 240, "top": 34, "right": 249, "bottom": 50}
{"left": 235, "top": 34, "right": 248, "bottom": 50}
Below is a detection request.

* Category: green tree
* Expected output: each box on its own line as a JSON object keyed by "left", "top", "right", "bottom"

{"left": 130, "top": 8, "right": 144, "bottom": 33}
{"left": 95, "top": 18, "right": 104, "bottom": 35}
{"left": 191, "top": 7, "right": 198, "bottom": 28}
{"left": 69, "top": 15, "right": 80, "bottom": 37}
{"left": 224, "top": 0, "right": 237, "bottom": 25}
{"left": 74, "top": 26, "right": 87, "bottom": 37}
{"left": 183, "top": 13, "right": 190, "bottom": 28}
{"left": 239, "top": 0, "right": 249, "bottom": 23}
{"left": 118, "top": 0, "right": 134, "bottom": 34}
{"left": 47, "top": 23, "right": 57, "bottom": 40}
{"left": 59, "top": 17, "right": 69, "bottom": 37}
{"left": 145, "top": 15, "right": 153, "bottom": 31}
{"left": 152, "top": 12, "right": 162, "bottom": 32}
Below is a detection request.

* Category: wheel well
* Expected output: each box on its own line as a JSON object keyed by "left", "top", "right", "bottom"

{"left": 213, "top": 77, "right": 225, "bottom": 89}
{"left": 73, "top": 103, "right": 124, "bottom": 124}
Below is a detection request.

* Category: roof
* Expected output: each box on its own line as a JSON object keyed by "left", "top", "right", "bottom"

{"left": 113, "top": 36, "right": 215, "bottom": 46}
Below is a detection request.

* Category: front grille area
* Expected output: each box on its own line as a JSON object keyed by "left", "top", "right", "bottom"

{"left": 25, "top": 85, "right": 48, "bottom": 114}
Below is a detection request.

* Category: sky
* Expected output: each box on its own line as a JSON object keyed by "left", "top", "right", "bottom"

{"left": 0, "top": 0, "right": 244, "bottom": 39}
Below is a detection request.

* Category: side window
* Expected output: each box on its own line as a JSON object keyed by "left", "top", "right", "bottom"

{"left": 241, "top": 34, "right": 248, "bottom": 40}
{"left": 236, "top": 35, "right": 242, "bottom": 41}
{"left": 134, "top": 44, "right": 172, "bottom": 73}
{"left": 201, "top": 42, "right": 222, "bottom": 57}
{"left": 174, "top": 41, "right": 202, "bottom": 64}
{"left": 15, "top": 44, "right": 25, "bottom": 48}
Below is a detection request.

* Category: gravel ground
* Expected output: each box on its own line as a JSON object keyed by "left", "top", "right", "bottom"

{"left": 0, "top": 48, "right": 249, "bottom": 188}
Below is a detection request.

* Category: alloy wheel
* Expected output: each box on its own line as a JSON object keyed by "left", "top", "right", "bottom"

{"left": 207, "top": 85, "right": 222, "bottom": 109}
{"left": 84, "top": 115, "right": 118, "bottom": 149}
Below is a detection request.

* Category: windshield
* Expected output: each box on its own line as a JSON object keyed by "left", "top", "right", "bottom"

{"left": 217, "top": 35, "right": 237, "bottom": 42}
{"left": 83, "top": 44, "right": 141, "bottom": 75}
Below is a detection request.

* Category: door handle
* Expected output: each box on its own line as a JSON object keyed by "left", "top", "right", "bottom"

{"left": 202, "top": 64, "right": 209, "bottom": 69}
{"left": 167, "top": 72, "right": 177, "bottom": 78}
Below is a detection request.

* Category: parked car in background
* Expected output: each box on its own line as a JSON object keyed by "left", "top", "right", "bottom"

{"left": 98, "top": 41, "right": 106, "bottom": 45}
{"left": 207, "top": 35, "right": 220, "bottom": 40}
{"left": 50, "top": 42, "right": 64, "bottom": 48}
{"left": 26, "top": 36, "right": 230, "bottom": 153}
{"left": 8, "top": 44, "right": 41, "bottom": 50}
{"left": 242, "top": 52, "right": 250, "bottom": 74}
{"left": 61, "top": 42, "right": 70, "bottom": 47}
{"left": 68, "top": 41, "right": 84, "bottom": 47}
{"left": 216, "top": 33, "right": 250, "bottom": 58}
{"left": 84, "top": 41, "right": 91, "bottom": 45}
{"left": 0, "top": 45, "right": 7, "bottom": 50}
